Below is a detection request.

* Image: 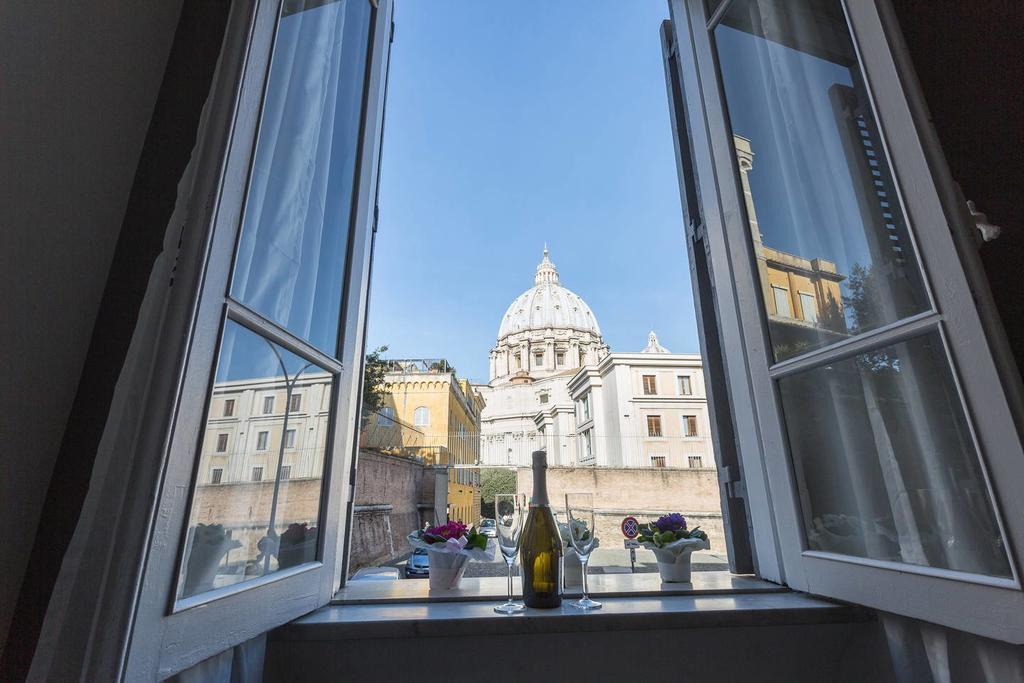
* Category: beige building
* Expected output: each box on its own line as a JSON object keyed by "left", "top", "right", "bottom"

{"left": 362, "top": 359, "right": 484, "bottom": 525}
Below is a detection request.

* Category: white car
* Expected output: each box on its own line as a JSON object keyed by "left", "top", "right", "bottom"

{"left": 349, "top": 566, "right": 402, "bottom": 581}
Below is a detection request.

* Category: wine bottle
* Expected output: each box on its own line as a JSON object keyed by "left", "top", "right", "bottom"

{"left": 520, "top": 450, "right": 562, "bottom": 608}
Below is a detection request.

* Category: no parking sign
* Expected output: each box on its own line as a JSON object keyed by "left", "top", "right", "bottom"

{"left": 621, "top": 516, "right": 639, "bottom": 539}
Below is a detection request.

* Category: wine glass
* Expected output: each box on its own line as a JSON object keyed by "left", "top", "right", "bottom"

{"left": 565, "top": 493, "right": 601, "bottom": 610}
{"left": 494, "top": 493, "right": 526, "bottom": 614}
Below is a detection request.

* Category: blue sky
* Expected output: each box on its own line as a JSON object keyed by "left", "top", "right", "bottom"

{"left": 365, "top": 0, "right": 698, "bottom": 384}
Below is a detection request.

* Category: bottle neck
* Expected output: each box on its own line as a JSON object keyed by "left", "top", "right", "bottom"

{"left": 531, "top": 462, "right": 549, "bottom": 507}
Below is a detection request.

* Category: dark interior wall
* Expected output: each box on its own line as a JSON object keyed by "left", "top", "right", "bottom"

{"left": 889, "top": 0, "right": 1024, "bottom": 366}
{"left": 0, "top": 0, "right": 185, "bottom": 660}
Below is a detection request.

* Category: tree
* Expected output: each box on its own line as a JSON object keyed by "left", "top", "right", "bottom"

{"left": 361, "top": 345, "right": 389, "bottom": 426}
{"left": 479, "top": 468, "right": 517, "bottom": 519}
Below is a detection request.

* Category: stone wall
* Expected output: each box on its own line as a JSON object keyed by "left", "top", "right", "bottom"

{"left": 516, "top": 466, "right": 726, "bottom": 551}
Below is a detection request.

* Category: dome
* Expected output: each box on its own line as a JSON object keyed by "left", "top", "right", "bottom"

{"left": 497, "top": 247, "right": 602, "bottom": 340}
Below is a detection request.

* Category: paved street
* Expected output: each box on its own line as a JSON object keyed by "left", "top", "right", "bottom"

{"left": 387, "top": 546, "right": 729, "bottom": 579}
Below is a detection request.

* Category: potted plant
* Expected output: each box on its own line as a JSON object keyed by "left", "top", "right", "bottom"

{"left": 277, "top": 522, "right": 318, "bottom": 569}
{"left": 408, "top": 521, "right": 495, "bottom": 590}
{"left": 558, "top": 518, "right": 599, "bottom": 590}
{"left": 183, "top": 523, "right": 242, "bottom": 596}
{"left": 636, "top": 513, "right": 709, "bottom": 583}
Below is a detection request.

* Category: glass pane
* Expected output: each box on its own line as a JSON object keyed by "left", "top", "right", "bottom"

{"left": 231, "top": 0, "right": 372, "bottom": 354}
{"left": 778, "top": 332, "right": 1010, "bottom": 577}
{"left": 714, "top": 0, "right": 930, "bottom": 362}
{"left": 177, "top": 320, "right": 333, "bottom": 599}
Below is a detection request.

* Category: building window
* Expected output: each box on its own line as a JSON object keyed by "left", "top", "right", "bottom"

{"left": 683, "top": 415, "right": 698, "bottom": 437}
{"left": 413, "top": 406, "right": 430, "bottom": 426}
{"left": 688, "top": 456, "right": 703, "bottom": 469}
{"left": 378, "top": 406, "right": 395, "bottom": 427}
{"left": 772, "top": 285, "right": 791, "bottom": 317}
{"left": 539, "top": 392, "right": 549, "bottom": 404}
{"left": 556, "top": 350, "right": 565, "bottom": 366}
{"left": 534, "top": 351, "right": 543, "bottom": 367}
{"left": 210, "top": 468, "right": 223, "bottom": 484}
{"left": 223, "top": 399, "right": 235, "bottom": 417}
{"left": 251, "top": 466, "right": 264, "bottom": 482}
{"left": 650, "top": 455, "right": 667, "bottom": 468}
{"left": 284, "top": 429, "right": 296, "bottom": 449}
{"left": 677, "top": 376, "right": 692, "bottom": 395}
{"left": 256, "top": 430, "right": 269, "bottom": 451}
{"left": 280, "top": 465, "right": 292, "bottom": 480}
{"left": 289, "top": 393, "right": 302, "bottom": 412}
{"left": 647, "top": 415, "right": 663, "bottom": 437}
{"left": 262, "top": 395, "right": 275, "bottom": 414}
{"left": 580, "top": 428, "right": 594, "bottom": 461}
{"left": 579, "top": 393, "right": 591, "bottom": 421}
{"left": 642, "top": 374, "right": 657, "bottom": 395}
{"left": 799, "top": 292, "right": 818, "bottom": 323}
{"left": 514, "top": 353, "right": 522, "bottom": 370}
{"left": 215, "top": 433, "right": 229, "bottom": 453}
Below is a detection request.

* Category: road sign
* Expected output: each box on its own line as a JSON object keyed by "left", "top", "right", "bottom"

{"left": 621, "top": 516, "right": 639, "bottom": 539}
{"left": 623, "top": 539, "right": 640, "bottom": 549}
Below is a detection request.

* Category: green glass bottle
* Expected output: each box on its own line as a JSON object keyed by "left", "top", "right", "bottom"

{"left": 520, "top": 451, "right": 562, "bottom": 608}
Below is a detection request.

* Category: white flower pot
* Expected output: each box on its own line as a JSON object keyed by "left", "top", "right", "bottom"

{"left": 427, "top": 550, "right": 469, "bottom": 590}
{"left": 652, "top": 547, "right": 697, "bottom": 583}
{"left": 563, "top": 549, "right": 583, "bottom": 589}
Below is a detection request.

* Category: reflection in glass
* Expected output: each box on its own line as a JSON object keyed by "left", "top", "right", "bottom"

{"left": 231, "top": 0, "right": 372, "bottom": 354}
{"left": 714, "top": 0, "right": 930, "bottom": 361}
{"left": 177, "top": 320, "right": 333, "bottom": 599}
{"left": 778, "top": 333, "right": 1010, "bottom": 577}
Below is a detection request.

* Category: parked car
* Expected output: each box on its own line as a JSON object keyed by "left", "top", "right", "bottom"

{"left": 350, "top": 566, "right": 401, "bottom": 581}
{"left": 479, "top": 518, "right": 497, "bottom": 538}
{"left": 405, "top": 548, "right": 430, "bottom": 578}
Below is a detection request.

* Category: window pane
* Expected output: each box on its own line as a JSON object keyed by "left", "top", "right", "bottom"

{"left": 778, "top": 332, "right": 1010, "bottom": 577}
{"left": 231, "top": 0, "right": 372, "bottom": 354}
{"left": 177, "top": 320, "right": 333, "bottom": 599}
{"left": 714, "top": 0, "right": 930, "bottom": 362}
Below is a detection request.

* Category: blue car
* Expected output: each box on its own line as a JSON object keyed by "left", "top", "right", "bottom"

{"left": 406, "top": 548, "right": 429, "bottom": 577}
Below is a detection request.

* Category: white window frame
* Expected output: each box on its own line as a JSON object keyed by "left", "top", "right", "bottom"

{"left": 646, "top": 414, "right": 663, "bottom": 438}
{"left": 210, "top": 467, "right": 224, "bottom": 485}
{"left": 682, "top": 414, "right": 698, "bottom": 438}
{"left": 665, "top": 0, "right": 1024, "bottom": 642}
{"left": 284, "top": 428, "right": 296, "bottom": 449}
{"left": 255, "top": 430, "right": 269, "bottom": 451}
{"left": 223, "top": 398, "right": 235, "bottom": 417}
{"left": 262, "top": 395, "right": 275, "bottom": 414}
{"left": 650, "top": 454, "right": 667, "bottom": 468}
{"left": 215, "top": 432, "right": 229, "bottom": 453}
{"left": 251, "top": 465, "right": 264, "bottom": 482}
{"left": 678, "top": 375, "right": 693, "bottom": 395}
{"left": 798, "top": 291, "right": 818, "bottom": 323}
{"left": 289, "top": 392, "right": 302, "bottom": 412}
{"left": 110, "top": 1, "right": 394, "bottom": 678}
{"left": 771, "top": 285, "right": 791, "bottom": 318}
{"left": 642, "top": 374, "right": 658, "bottom": 395}
{"left": 378, "top": 405, "right": 395, "bottom": 427}
{"left": 413, "top": 406, "right": 430, "bottom": 426}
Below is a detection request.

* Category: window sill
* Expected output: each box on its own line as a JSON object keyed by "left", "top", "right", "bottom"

{"left": 332, "top": 570, "right": 781, "bottom": 605}
{"left": 277, "top": 579, "right": 869, "bottom": 644}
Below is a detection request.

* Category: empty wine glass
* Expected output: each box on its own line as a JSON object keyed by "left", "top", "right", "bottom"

{"left": 565, "top": 493, "right": 601, "bottom": 610}
{"left": 494, "top": 493, "right": 526, "bottom": 614}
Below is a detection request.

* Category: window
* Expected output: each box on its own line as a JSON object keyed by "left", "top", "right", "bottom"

{"left": 280, "top": 465, "right": 292, "bottom": 480}
{"left": 677, "top": 376, "right": 692, "bottom": 395}
{"left": 646, "top": 415, "right": 663, "bottom": 437}
{"left": 256, "top": 430, "right": 269, "bottom": 451}
{"left": 688, "top": 456, "right": 703, "bottom": 469}
{"left": 682, "top": 415, "right": 698, "bottom": 437}
{"left": 413, "top": 406, "right": 430, "bottom": 426}
{"left": 539, "top": 392, "right": 549, "bottom": 404}
{"left": 514, "top": 354, "right": 521, "bottom": 370}
{"left": 556, "top": 350, "right": 565, "bottom": 366}
{"left": 289, "top": 393, "right": 302, "bottom": 412}
{"left": 378, "top": 406, "right": 395, "bottom": 427}
{"left": 798, "top": 292, "right": 818, "bottom": 323}
{"left": 533, "top": 351, "right": 543, "bottom": 367}
{"left": 210, "top": 468, "right": 223, "bottom": 485}
{"left": 223, "top": 399, "right": 235, "bottom": 417}
{"left": 642, "top": 374, "right": 657, "bottom": 395}
{"left": 215, "top": 433, "right": 229, "bottom": 453}
{"left": 251, "top": 466, "right": 264, "bottom": 482}
{"left": 650, "top": 455, "right": 667, "bottom": 468}
{"left": 284, "top": 429, "right": 296, "bottom": 449}
{"left": 262, "top": 395, "right": 275, "bottom": 414}
{"left": 580, "top": 428, "right": 594, "bottom": 462}
{"left": 579, "top": 393, "right": 591, "bottom": 421}
{"left": 772, "top": 286, "right": 791, "bottom": 318}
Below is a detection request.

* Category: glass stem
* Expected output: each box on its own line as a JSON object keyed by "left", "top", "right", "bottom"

{"left": 581, "top": 556, "right": 589, "bottom": 600}
{"left": 507, "top": 559, "right": 513, "bottom": 602}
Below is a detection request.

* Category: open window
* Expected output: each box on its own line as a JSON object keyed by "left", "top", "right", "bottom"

{"left": 663, "top": 0, "right": 1024, "bottom": 641}
{"left": 121, "top": 0, "right": 393, "bottom": 677}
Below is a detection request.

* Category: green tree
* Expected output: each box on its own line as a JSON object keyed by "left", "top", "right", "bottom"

{"left": 479, "top": 468, "right": 517, "bottom": 519}
{"left": 361, "top": 345, "right": 389, "bottom": 426}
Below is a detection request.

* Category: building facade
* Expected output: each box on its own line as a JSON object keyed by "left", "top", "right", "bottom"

{"left": 362, "top": 359, "right": 484, "bottom": 524}
{"left": 566, "top": 332, "right": 714, "bottom": 469}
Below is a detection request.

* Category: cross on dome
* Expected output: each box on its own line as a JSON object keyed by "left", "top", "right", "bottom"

{"left": 535, "top": 245, "right": 559, "bottom": 285}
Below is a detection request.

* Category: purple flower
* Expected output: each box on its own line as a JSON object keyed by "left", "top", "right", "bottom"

{"left": 654, "top": 513, "right": 687, "bottom": 532}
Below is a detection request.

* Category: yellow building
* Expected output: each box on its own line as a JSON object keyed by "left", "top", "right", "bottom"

{"left": 363, "top": 359, "right": 484, "bottom": 525}
{"left": 735, "top": 135, "right": 847, "bottom": 357}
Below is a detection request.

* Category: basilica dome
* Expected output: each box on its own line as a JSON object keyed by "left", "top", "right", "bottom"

{"left": 497, "top": 248, "right": 602, "bottom": 340}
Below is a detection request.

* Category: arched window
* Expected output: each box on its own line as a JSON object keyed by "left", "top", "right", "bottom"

{"left": 378, "top": 406, "right": 395, "bottom": 427}
{"left": 413, "top": 406, "right": 430, "bottom": 426}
